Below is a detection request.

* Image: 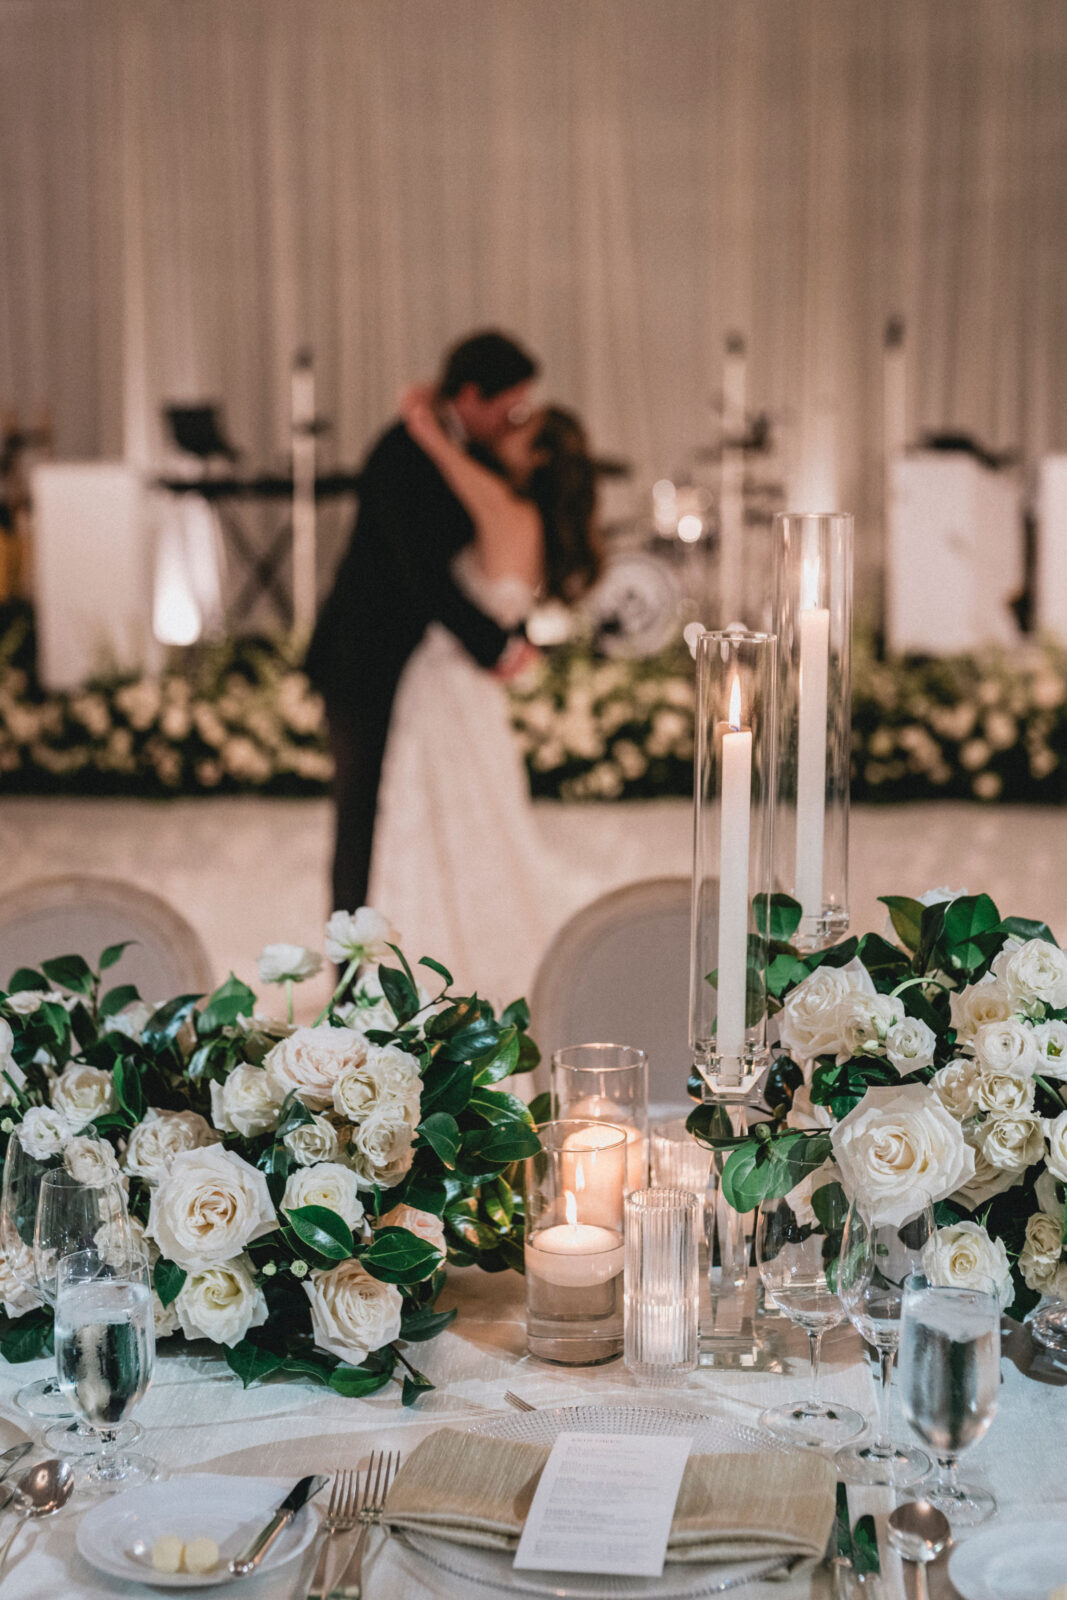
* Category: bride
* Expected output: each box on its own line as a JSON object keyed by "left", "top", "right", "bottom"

{"left": 367, "top": 389, "right": 603, "bottom": 1007}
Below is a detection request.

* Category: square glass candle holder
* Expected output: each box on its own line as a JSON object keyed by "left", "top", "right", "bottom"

{"left": 649, "top": 1116, "right": 713, "bottom": 1198}
{"left": 624, "top": 1188, "right": 701, "bottom": 1385}
{"left": 550, "top": 1043, "right": 649, "bottom": 1192}
{"left": 524, "top": 1120, "right": 627, "bottom": 1366}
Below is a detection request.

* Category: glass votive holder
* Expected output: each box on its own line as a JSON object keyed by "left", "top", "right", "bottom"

{"left": 524, "top": 1121, "right": 626, "bottom": 1367}
{"left": 624, "top": 1188, "right": 700, "bottom": 1386}
{"left": 551, "top": 1043, "right": 649, "bottom": 1192}
{"left": 649, "top": 1117, "right": 713, "bottom": 1198}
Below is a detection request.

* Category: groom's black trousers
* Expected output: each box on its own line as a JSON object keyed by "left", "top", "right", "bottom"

{"left": 323, "top": 689, "right": 395, "bottom": 917}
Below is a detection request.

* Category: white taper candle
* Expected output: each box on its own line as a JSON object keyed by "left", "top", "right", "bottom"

{"left": 716, "top": 674, "right": 752, "bottom": 1063}
{"left": 795, "top": 558, "right": 829, "bottom": 921}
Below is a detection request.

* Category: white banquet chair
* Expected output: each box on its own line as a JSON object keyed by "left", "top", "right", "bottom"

{"left": 0, "top": 875, "right": 213, "bottom": 1002}
{"left": 528, "top": 876, "right": 695, "bottom": 1113}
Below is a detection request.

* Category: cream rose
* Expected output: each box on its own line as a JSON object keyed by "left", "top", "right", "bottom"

{"left": 1032, "top": 1021, "right": 1067, "bottom": 1078}
{"left": 885, "top": 1016, "right": 937, "bottom": 1075}
{"left": 1044, "top": 1111, "right": 1067, "bottom": 1183}
{"left": 146, "top": 1144, "right": 277, "bottom": 1272}
{"left": 778, "top": 961, "right": 876, "bottom": 1062}
{"left": 284, "top": 1113, "right": 342, "bottom": 1166}
{"left": 996, "top": 937, "right": 1067, "bottom": 1013}
{"left": 175, "top": 1258, "right": 268, "bottom": 1347}
{"left": 951, "top": 1140, "right": 1026, "bottom": 1211}
{"left": 349, "top": 1108, "right": 415, "bottom": 1190}
{"left": 102, "top": 1000, "right": 153, "bottom": 1042}
{"left": 17, "top": 1104, "right": 74, "bottom": 1160}
{"left": 835, "top": 992, "right": 905, "bottom": 1062}
{"left": 264, "top": 1026, "right": 367, "bottom": 1110}
{"left": 974, "top": 1112, "right": 1045, "bottom": 1173}
{"left": 256, "top": 943, "right": 323, "bottom": 985}
{"left": 1036, "top": 1168, "right": 1065, "bottom": 1224}
{"left": 209, "top": 1065, "right": 285, "bottom": 1138}
{"left": 51, "top": 1065, "right": 115, "bottom": 1131}
{"left": 4, "top": 988, "right": 75, "bottom": 1017}
{"left": 64, "top": 1135, "right": 122, "bottom": 1187}
{"left": 323, "top": 907, "right": 398, "bottom": 966}
{"left": 0, "top": 1020, "right": 19, "bottom": 1105}
{"left": 1019, "top": 1210, "right": 1067, "bottom": 1294}
{"left": 921, "top": 1221, "right": 1013, "bottom": 1308}
{"left": 0, "top": 1242, "right": 37, "bottom": 1318}
{"left": 123, "top": 1109, "right": 219, "bottom": 1183}
{"left": 303, "top": 1257, "right": 402, "bottom": 1363}
{"left": 930, "top": 1059, "right": 982, "bottom": 1119}
{"left": 970, "top": 1020, "right": 1038, "bottom": 1078}
{"left": 332, "top": 1044, "right": 422, "bottom": 1125}
{"left": 949, "top": 976, "right": 1013, "bottom": 1043}
{"left": 376, "top": 1203, "right": 446, "bottom": 1256}
{"left": 282, "top": 1162, "right": 365, "bottom": 1230}
{"left": 830, "top": 1083, "right": 975, "bottom": 1226}
{"left": 975, "top": 1071, "right": 1035, "bottom": 1116}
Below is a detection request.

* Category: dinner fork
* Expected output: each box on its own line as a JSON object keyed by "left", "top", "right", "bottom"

{"left": 503, "top": 1389, "right": 537, "bottom": 1411}
{"left": 308, "top": 1470, "right": 359, "bottom": 1599}
{"left": 325, "top": 1449, "right": 400, "bottom": 1600}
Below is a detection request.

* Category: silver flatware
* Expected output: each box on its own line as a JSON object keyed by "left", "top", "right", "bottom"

{"left": 325, "top": 1450, "right": 399, "bottom": 1600}
{"left": 0, "top": 1458, "right": 74, "bottom": 1575}
{"left": 308, "top": 1470, "right": 359, "bottom": 1600}
{"left": 888, "top": 1501, "right": 949, "bottom": 1600}
{"left": 503, "top": 1390, "right": 536, "bottom": 1412}
{"left": 0, "top": 1443, "right": 32, "bottom": 1483}
{"left": 229, "top": 1473, "right": 328, "bottom": 1577}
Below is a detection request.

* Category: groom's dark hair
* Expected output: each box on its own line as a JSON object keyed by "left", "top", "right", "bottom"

{"left": 439, "top": 330, "right": 539, "bottom": 399}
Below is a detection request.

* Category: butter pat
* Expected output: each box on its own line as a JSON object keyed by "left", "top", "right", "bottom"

{"left": 183, "top": 1538, "right": 220, "bottom": 1574}
{"left": 150, "top": 1536, "right": 183, "bottom": 1574}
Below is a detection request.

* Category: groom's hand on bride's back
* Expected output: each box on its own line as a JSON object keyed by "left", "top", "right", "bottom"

{"left": 492, "top": 636, "right": 541, "bottom": 681}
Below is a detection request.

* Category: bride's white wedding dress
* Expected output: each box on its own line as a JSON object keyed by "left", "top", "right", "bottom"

{"left": 368, "top": 547, "right": 599, "bottom": 1006}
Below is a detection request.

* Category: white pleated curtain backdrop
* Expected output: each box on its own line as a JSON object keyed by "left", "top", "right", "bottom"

{"left": 2, "top": 0, "right": 1066, "bottom": 602}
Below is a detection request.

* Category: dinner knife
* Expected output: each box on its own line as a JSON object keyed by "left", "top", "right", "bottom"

{"left": 0, "top": 1443, "right": 31, "bottom": 1484}
{"left": 229, "top": 1474, "right": 328, "bottom": 1577}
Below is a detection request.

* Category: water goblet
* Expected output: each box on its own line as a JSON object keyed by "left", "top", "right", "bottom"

{"left": 835, "top": 1196, "right": 934, "bottom": 1486}
{"left": 0, "top": 1134, "right": 76, "bottom": 1420}
{"left": 754, "top": 1172, "right": 865, "bottom": 1447}
{"left": 898, "top": 1273, "right": 1000, "bottom": 1526}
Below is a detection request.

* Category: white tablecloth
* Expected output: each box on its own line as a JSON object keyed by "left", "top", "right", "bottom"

{"left": 0, "top": 1267, "right": 1062, "bottom": 1599}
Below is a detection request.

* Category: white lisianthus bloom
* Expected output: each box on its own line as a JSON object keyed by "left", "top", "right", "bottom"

{"left": 995, "top": 937, "right": 1067, "bottom": 1014}
{"left": 0, "top": 1241, "right": 37, "bottom": 1318}
{"left": 123, "top": 1109, "right": 220, "bottom": 1183}
{"left": 830, "top": 1083, "right": 975, "bottom": 1226}
{"left": 264, "top": 1026, "right": 367, "bottom": 1111}
{"left": 284, "top": 1114, "right": 342, "bottom": 1166}
{"left": 175, "top": 1258, "right": 268, "bottom": 1347}
{"left": 885, "top": 1016, "right": 937, "bottom": 1075}
{"left": 975, "top": 1071, "right": 1035, "bottom": 1116}
{"left": 64, "top": 1135, "right": 122, "bottom": 1187}
{"left": 969, "top": 1019, "right": 1039, "bottom": 1078}
{"left": 256, "top": 943, "right": 323, "bottom": 985}
{"left": 376, "top": 1203, "right": 446, "bottom": 1257}
{"left": 101, "top": 1000, "right": 153, "bottom": 1042}
{"left": 4, "top": 989, "right": 76, "bottom": 1017}
{"left": 209, "top": 1065, "right": 285, "bottom": 1138}
{"left": 930, "top": 1059, "right": 982, "bottom": 1120}
{"left": 349, "top": 1108, "right": 415, "bottom": 1191}
{"left": 1032, "top": 1021, "right": 1067, "bottom": 1079}
{"left": 949, "top": 975, "right": 1013, "bottom": 1044}
{"left": 332, "top": 1044, "right": 422, "bottom": 1125}
{"left": 282, "top": 1162, "right": 365, "bottom": 1230}
{"left": 974, "top": 1112, "right": 1045, "bottom": 1173}
{"left": 146, "top": 1144, "right": 277, "bottom": 1272}
{"left": 51, "top": 1065, "right": 115, "bottom": 1131}
{"left": 835, "top": 992, "right": 905, "bottom": 1063}
{"left": 921, "top": 1221, "right": 1013, "bottom": 1308}
{"left": 303, "top": 1257, "right": 402, "bottom": 1363}
{"left": 0, "top": 1022, "right": 25, "bottom": 1106}
{"left": 778, "top": 960, "right": 876, "bottom": 1063}
{"left": 323, "top": 907, "right": 398, "bottom": 967}
{"left": 18, "top": 1104, "right": 74, "bottom": 1159}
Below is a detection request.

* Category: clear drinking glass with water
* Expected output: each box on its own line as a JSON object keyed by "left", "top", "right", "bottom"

{"left": 898, "top": 1274, "right": 1000, "bottom": 1526}
{"left": 54, "top": 1247, "right": 157, "bottom": 1489}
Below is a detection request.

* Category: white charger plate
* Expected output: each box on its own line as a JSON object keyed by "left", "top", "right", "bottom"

{"left": 76, "top": 1473, "right": 318, "bottom": 1589}
{"left": 949, "top": 1518, "right": 1067, "bottom": 1600}
{"left": 395, "top": 1401, "right": 791, "bottom": 1600}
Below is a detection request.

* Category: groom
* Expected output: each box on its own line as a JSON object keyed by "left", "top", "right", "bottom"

{"left": 305, "top": 329, "right": 540, "bottom": 916}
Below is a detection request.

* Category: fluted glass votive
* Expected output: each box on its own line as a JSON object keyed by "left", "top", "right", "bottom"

{"left": 624, "top": 1188, "right": 700, "bottom": 1386}
{"left": 551, "top": 1043, "right": 649, "bottom": 1192}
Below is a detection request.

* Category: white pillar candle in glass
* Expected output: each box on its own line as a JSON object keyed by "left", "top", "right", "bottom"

{"left": 795, "top": 553, "right": 830, "bottom": 922}
{"left": 716, "top": 673, "right": 752, "bottom": 1063}
{"left": 525, "top": 1190, "right": 626, "bottom": 1288}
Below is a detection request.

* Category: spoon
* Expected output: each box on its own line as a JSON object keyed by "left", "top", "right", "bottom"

{"left": 0, "top": 1458, "right": 76, "bottom": 1574}
{"left": 888, "top": 1501, "right": 950, "bottom": 1600}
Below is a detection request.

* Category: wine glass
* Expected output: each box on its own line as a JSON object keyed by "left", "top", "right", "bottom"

{"left": 54, "top": 1246, "right": 157, "bottom": 1490}
{"left": 898, "top": 1274, "right": 1000, "bottom": 1526}
{"left": 755, "top": 1172, "right": 866, "bottom": 1447}
{"left": 835, "top": 1197, "right": 934, "bottom": 1486}
{"left": 0, "top": 1135, "right": 75, "bottom": 1420}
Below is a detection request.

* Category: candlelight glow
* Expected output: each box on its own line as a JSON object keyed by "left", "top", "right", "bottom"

{"left": 728, "top": 674, "right": 742, "bottom": 731}
{"left": 564, "top": 1189, "right": 578, "bottom": 1228}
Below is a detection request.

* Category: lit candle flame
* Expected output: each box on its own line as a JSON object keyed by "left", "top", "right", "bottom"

{"left": 574, "top": 1161, "right": 586, "bottom": 1193}
{"left": 728, "top": 674, "right": 742, "bottom": 732}
{"left": 564, "top": 1189, "right": 578, "bottom": 1229}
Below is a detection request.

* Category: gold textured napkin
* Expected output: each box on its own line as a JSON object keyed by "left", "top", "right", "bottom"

{"left": 382, "top": 1429, "right": 835, "bottom": 1567}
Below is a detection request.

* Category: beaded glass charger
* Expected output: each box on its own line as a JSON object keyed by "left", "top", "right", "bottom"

{"left": 395, "top": 1401, "right": 791, "bottom": 1599}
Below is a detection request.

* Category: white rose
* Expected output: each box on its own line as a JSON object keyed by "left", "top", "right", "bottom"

{"left": 788, "top": 1083, "right": 833, "bottom": 1131}
{"left": 283, "top": 1162, "right": 365, "bottom": 1230}
{"left": 264, "top": 1026, "right": 367, "bottom": 1111}
{"left": 324, "top": 908, "right": 398, "bottom": 966}
{"left": 830, "top": 1083, "right": 975, "bottom": 1226}
{"left": 885, "top": 1016, "right": 937, "bottom": 1075}
{"left": 970, "top": 1019, "right": 1039, "bottom": 1078}
{"left": 1032, "top": 1021, "right": 1067, "bottom": 1079}
{"left": 376, "top": 1203, "right": 446, "bottom": 1257}
{"left": 332, "top": 1045, "right": 422, "bottom": 1125}
{"left": 349, "top": 1108, "right": 415, "bottom": 1190}
{"left": 284, "top": 1114, "right": 342, "bottom": 1166}
{"left": 950, "top": 976, "right": 1013, "bottom": 1044}
{"left": 951, "top": 1138, "right": 1027, "bottom": 1211}
{"left": 64, "top": 1136, "right": 122, "bottom": 1187}
{"left": 175, "top": 1258, "right": 268, "bottom": 1347}
{"left": 257, "top": 943, "right": 323, "bottom": 985}
{"left": 0, "top": 1241, "right": 37, "bottom": 1317}
{"left": 996, "top": 938, "right": 1067, "bottom": 1013}
{"left": 146, "top": 1144, "right": 277, "bottom": 1271}
{"left": 303, "top": 1257, "right": 402, "bottom": 1363}
{"left": 921, "top": 1221, "right": 1013, "bottom": 1308}
{"left": 4, "top": 989, "right": 75, "bottom": 1017}
{"left": 930, "top": 1059, "right": 982, "bottom": 1119}
{"left": 102, "top": 1001, "right": 153, "bottom": 1042}
{"left": 778, "top": 960, "right": 876, "bottom": 1062}
{"left": 1036, "top": 1168, "right": 1065, "bottom": 1225}
{"left": 975, "top": 1113, "right": 1045, "bottom": 1173}
{"left": 123, "top": 1109, "right": 220, "bottom": 1183}
{"left": 1044, "top": 1111, "right": 1067, "bottom": 1183}
{"left": 96, "top": 1214, "right": 156, "bottom": 1268}
{"left": 975, "top": 1071, "right": 1035, "bottom": 1116}
{"left": 17, "top": 1104, "right": 74, "bottom": 1159}
{"left": 1023, "top": 1211, "right": 1063, "bottom": 1267}
{"left": 209, "top": 1065, "right": 285, "bottom": 1138}
{"left": 51, "top": 1065, "right": 115, "bottom": 1132}
{"left": 835, "top": 993, "right": 905, "bottom": 1063}
{"left": 0, "top": 1026, "right": 25, "bottom": 1106}
{"left": 153, "top": 1292, "right": 181, "bottom": 1340}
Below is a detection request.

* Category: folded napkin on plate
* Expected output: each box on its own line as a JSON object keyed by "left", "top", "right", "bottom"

{"left": 382, "top": 1429, "right": 835, "bottom": 1567}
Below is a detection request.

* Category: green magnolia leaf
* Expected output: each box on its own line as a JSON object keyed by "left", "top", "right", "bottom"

{"left": 754, "top": 893, "right": 802, "bottom": 943}
{"left": 40, "top": 953, "right": 94, "bottom": 995}
{"left": 284, "top": 1204, "right": 354, "bottom": 1261}
{"left": 99, "top": 940, "right": 135, "bottom": 971}
{"left": 420, "top": 1059, "right": 476, "bottom": 1118}
{"left": 766, "top": 950, "right": 807, "bottom": 998}
{"left": 417, "top": 1112, "right": 461, "bottom": 1168}
{"left": 362, "top": 1227, "right": 442, "bottom": 1284}
{"left": 142, "top": 993, "right": 203, "bottom": 1050}
{"left": 721, "top": 1132, "right": 832, "bottom": 1212}
{"left": 807, "top": 936, "right": 860, "bottom": 973}
{"left": 526, "top": 1090, "right": 552, "bottom": 1124}
{"left": 273, "top": 1091, "right": 314, "bottom": 1141}
{"left": 399, "top": 1305, "right": 458, "bottom": 1342}
{"left": 197, "top": 973, "right": 257, "bottom": 1035}
{"left": 99, "top": 983, "right": 141, "bottom": 1018}
{"left": 472, "top": 1028, "right": 521, "bottom": 1086}
{"left": 153, "top": 1259, "right": 187, "bottom": 1308}
{"left": 399, "top": 1173, "right": 449, "bottom": 1216}
{"left": 917, "top": 901, "right": 948, "bottom": 972}
{"left": 331, "top": 1361, "right": 395, "bottom": 1398}
{"left": 940, "top": 894, "right": 1002, "bottom": 970}
{"left": 878, "top": 896, "right": 926, "bottom": 954}
{"left": 225, "top": 1339, "right": 285, "bottom": 1388}
{"left": 112, "top": 1057, "right": 146, "bottom": 1122}
{"left": 378, "top": 963, "right": 419, "bottom": 1026}
{"left": 468, "top": 1086, "right": 533, "bottom": 1125}
{"left": 483, "top": 1175, "right": 516, "bottom": 1232}
{"left": 809, "top": 1179, "right": 848, "bottom": 1234}
{"left": 402, "top": 1370, "right": 435, "bottom": 1406}
{"left": 462, "top": 1121, "right": 540, "bottom": 1167}
{"left": 499, "top": 997, "right": 530, "bottom": 1030}
{"left": 856, "top": 932, "right": 907, "bottom": 982}
{"left": 6, "top": 968, "right": 47, "bottom": 994}
{"left": 418, "top": 955, "right": 454, "bottom": 987}
{"left": 998, "top": 915, "right": 1057, "bottom": 945}
{"left": 517, "top": 1031, "right": 541, "bottom": 1075}
{"left": 0, "top": 1307, "right": 54, "bottom": 1363}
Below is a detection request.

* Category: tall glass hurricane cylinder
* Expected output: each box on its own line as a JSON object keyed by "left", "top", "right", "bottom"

{"left": 773, "top": 512, "right": 852, "bottom": 952}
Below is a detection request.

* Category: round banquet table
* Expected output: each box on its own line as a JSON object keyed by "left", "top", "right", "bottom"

{"left": 0, "top": 1266, "right": 1060, "bottom": 1599}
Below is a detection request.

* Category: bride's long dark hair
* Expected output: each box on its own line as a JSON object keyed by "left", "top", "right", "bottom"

{"left": 526, "top": 407, "right": 603, "bottom": 602}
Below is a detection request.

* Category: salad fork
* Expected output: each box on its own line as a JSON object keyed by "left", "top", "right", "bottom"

{"left": 325, "top": 1450, "right": 400, "bottom": 1600}
{"left": 308, "top": 1471, "right": 359, "bottom": 1599}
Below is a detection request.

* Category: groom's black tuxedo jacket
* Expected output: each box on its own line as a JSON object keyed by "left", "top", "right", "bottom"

{"left": 305, "top": 420, "right": 510, "bottom": 699}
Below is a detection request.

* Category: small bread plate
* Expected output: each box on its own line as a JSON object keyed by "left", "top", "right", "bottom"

{"left": 949, "top": 1518, "right": 1067, "bottom": 1600}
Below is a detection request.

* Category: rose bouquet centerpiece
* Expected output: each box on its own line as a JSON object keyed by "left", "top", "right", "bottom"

{"left": 688, "top": 890, "right": 1067, "bottom": 1316}
{"left": 0, "top": 907, "right": 540, "bottom": 1403}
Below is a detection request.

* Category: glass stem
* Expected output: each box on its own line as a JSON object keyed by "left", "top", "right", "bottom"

{"left": 936, "top": 1453, "right": 959, "bottom": 1494}
{"left": 874, "top": 1345, "right": 895, "bottom": 1452}
{"left": 808, "top": 1328, "right": 823, "bottom": 1398}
